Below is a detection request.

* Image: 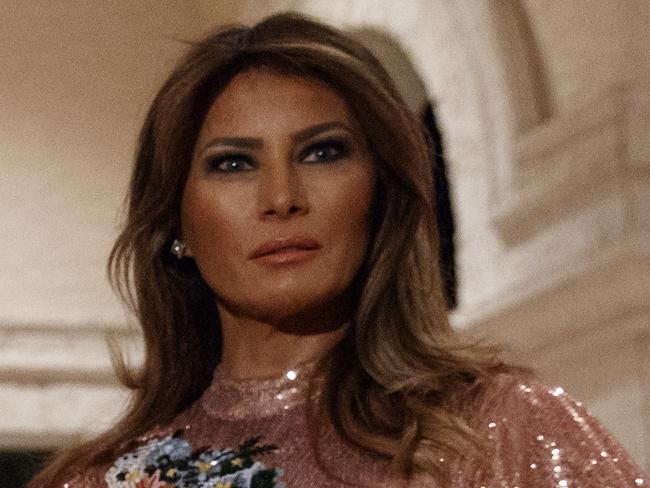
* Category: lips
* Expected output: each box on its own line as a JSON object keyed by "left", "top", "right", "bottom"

{"left": 249, "top": 237, "right": 322, "bottom": 259}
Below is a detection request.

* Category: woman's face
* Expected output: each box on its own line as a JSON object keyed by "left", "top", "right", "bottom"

{"left": 180, "top": 68, "right": 376, "bottom": 326}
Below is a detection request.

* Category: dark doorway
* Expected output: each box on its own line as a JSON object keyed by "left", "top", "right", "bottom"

{"left": 0, "top": 450, "right": 50, "bottom": 488}
{"left": 423, "top": 103, "right": 457, "bottom": 310}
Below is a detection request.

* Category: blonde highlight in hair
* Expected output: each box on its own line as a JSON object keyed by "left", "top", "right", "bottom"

{"left": 29, "top": 12, "right": 505, "bottom": 487}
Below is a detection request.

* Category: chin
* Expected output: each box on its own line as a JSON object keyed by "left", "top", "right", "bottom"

{"left": 227, "top": 285, "right": 346, "bottom": 325}
{"left": 257, "top": 289, "right": 329, "bottom": 315}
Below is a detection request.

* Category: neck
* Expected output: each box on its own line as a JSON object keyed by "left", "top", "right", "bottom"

{"left": 216, "top": 302, "right": 350, "bottom": 380}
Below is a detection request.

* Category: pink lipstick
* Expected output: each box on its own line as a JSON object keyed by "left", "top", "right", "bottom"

{"left": 249, "top": 237, "right": 322, "bottom": 265}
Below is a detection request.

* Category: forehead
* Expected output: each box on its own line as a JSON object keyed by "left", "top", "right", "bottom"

{"left": 197, "top": 68, "right": 357, "bottom": 137}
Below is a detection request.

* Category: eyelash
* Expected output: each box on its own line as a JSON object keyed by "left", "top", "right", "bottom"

{"left": 299, "top": 138, "right": 350, "bottom": 163}
{"left": 205, "top": 138, "right": 351, "bottom": 173}
{"left": 206, "top": 153, "right": 254, "bottom": 173}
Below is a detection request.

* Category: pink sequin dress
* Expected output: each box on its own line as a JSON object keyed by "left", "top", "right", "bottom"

{"left": 63, "top": 360, "right": 646, "bottom": 487}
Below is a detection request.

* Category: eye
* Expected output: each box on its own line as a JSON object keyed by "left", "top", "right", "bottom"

{"left": 300, "top": 139, "right": 350, "bottom": 163}
{"left": 206, "top": 153, "right": 255, "bottom": 173}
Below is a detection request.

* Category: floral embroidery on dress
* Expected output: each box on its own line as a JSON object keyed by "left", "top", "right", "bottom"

{"left": 105, "top": 430, "right": 284, "bottom": 488}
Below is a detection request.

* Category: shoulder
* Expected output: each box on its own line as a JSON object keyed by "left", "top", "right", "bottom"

{"left": 61, "top": 419, "right": 190, "bottom": 488}
{"left": 473, "top": 370, "right": 573, "bottom": 422}
{"left": 62, "top": 465, "right": 110, "bottom": 488}
{"left": 473, "top": 371, "right": 626, "bottom": 445}
{"left": 470, "top": 371, "right": 598, "bottom": 447}
{"left": 464, "top": 371, "right": 646, "bottom": 487}
{"left": 61, "top": 427, "right": 187, "bottom": 488}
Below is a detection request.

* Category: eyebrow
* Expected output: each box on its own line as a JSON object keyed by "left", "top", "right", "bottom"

{"left": 197, "top": 121, "right": 353, "bottom": 154}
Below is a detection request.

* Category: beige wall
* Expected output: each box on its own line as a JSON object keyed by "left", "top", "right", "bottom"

{"left": 521, "top": 0, "right": 650, "bottom": 115}
{"left": 1, "top": 0, "right": 648, "bottom": 472}
{"left": 0, "top": 1, "right": 214, "bottom": 326}
{"left": 0, "top": 0, "right": 211, "bottom": 446}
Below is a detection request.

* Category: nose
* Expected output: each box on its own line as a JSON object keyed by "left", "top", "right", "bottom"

{"left": 258, "top": 162, "right": 309, "bottom": 219}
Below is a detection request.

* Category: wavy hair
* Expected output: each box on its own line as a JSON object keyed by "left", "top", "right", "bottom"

{"left": 29, "top": 12, "right": 504, "bottom": 487}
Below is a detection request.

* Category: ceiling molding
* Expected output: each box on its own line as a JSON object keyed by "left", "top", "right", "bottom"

{"left": 0, "top": 322, "right": 141, "bottom": 385}
{"left": 452, "top": 233, "right": 650, "bottom": 354}
{"left": 490, "top": 80, "right": 649, "bottom": 246}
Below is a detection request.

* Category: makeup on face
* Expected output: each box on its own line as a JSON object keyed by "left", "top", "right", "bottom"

{"left": 180, "top": 68, "right": 375, "bottom": 323}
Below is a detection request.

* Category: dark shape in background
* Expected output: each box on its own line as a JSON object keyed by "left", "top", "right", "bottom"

{"left": 0, "top": 451, "right": 50, "bottom": 488}
{"left": 423, "top": 103, "right": 457, "bottom": 310}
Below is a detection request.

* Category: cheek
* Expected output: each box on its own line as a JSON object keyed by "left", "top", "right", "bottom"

{"left": 179, "top": 164, "right": 375, "bottom": 312}
{"left": 181, "top": 185, "right": 251, "bottom": 274}
{"left": 323, "top": 169, "right": 375, "bottom": 258}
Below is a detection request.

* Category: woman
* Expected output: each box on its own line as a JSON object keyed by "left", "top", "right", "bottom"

{"left": 29, "top": 12, "right": 645, "bottom": 488}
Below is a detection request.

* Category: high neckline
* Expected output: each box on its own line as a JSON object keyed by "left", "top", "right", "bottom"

{"left": 199, "top": 356, "right": 327, "bottom": 421}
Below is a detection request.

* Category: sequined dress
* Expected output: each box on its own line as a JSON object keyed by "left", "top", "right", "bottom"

{"left": 64, "top": 360, "right": 646, "bottom": 487}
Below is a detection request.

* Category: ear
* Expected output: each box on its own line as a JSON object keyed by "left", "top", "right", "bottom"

{"left": 184, "top": 243, "right": 194, "bottom": 257}
{"left": 178, "top": 227, "right": 193, "bottom": 257}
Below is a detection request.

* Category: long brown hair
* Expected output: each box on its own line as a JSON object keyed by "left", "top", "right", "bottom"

{"left": 29, "top": 12, "right": 503, "bottom": 486}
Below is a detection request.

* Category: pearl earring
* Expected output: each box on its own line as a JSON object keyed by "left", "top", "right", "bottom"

{"left": 171, "top": 239, "right": 186, "bottom": 259}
